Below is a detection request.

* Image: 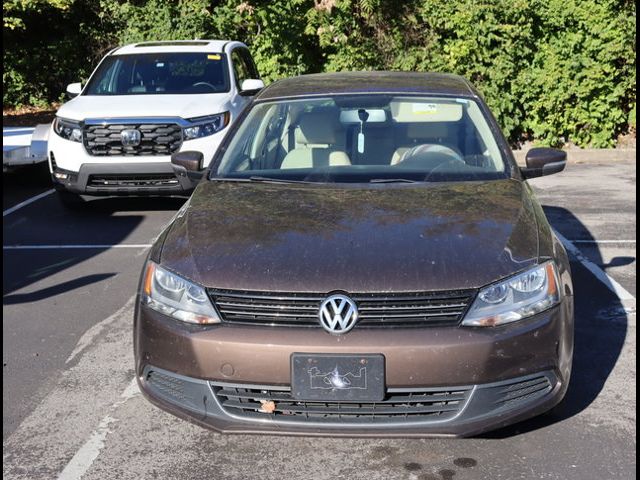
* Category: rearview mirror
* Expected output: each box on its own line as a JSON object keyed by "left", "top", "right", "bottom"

{"left": 66, "top": 82, "right": 82, "bottom": 98}
{"left": 520, "top": 147, "right": 567, "bottom": 179}
{"left": 239, "top": 79, "right": 265, "bottom": 96}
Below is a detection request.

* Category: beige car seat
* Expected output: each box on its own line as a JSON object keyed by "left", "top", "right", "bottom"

{"left": 280, "top": 111, "right": 351, "bottom": 169}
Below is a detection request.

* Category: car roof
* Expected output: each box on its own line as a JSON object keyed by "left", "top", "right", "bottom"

{"left": 112, "top": 40, "right": 236, "bottom": 55}
{"left": 256, "top": 72, "right": 478, "bottom": 101}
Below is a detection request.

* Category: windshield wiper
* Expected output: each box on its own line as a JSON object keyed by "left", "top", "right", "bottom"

{"left": 210, "top": 176, "right": 318, "bottom": 184}
{"left": 369, "top": 178, "right": 422, "bottom": 183}
{"left": 248, "top": 176, "right": 319, "bottom": 184}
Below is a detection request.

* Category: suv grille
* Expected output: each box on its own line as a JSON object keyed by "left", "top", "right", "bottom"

{"left": 208, "top": 289, "right": 475, "bottom": 328}
{"left": 87, "top": 173, "right": 179, "bottom": 189}
{"left": 211, "top": 383, "right": 472, "bottom": 423}
{"left": 83, "top": 123, "right": 182, "bottom": 156}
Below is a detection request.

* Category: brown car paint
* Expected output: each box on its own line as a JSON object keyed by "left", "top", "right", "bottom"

{"left": 158, "top": 180, "right": 539, "bottom": 293}
{"left": 134, "top": 72, "right": 574, "bottom": 437}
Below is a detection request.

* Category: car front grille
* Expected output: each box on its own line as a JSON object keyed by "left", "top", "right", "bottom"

{"left": 83, "top": 123, "right": 182, "bottom": 156}
{"left": 208, "top": 289, "right": 476, "bottom": 328}
{"left": 87, "top": 173, "right": 180, "bottom": 189}
{"left": 210, "top": 383, "right": 472, "bottom": 424}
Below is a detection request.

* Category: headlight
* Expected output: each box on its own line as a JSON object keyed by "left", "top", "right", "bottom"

{"left": 183, "top": 112, "right": 230, "bottom": 140}
{"left": 53, "top": 117, "right": 83, "bottom": 142}
{"left": 141, "top": 261, "right": 220, "bottom": 325}
{"left": 462, "top": 261, "right": 560, "bottom": 327}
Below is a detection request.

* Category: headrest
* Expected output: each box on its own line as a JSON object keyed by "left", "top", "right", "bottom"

{"left": 295, "top": 110, "right": 339, "bottom": 145}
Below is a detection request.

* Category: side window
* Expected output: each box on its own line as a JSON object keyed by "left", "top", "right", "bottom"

{"left": 94, "top": 59, "right": 120, "bottom": 94}
{"left": 230, "top": 49, "right": 249, "bottom": 89}
{"left": 240, "top": 49, "right": 260, "bottom": 79}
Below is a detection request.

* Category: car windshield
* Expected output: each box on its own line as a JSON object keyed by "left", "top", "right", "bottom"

{"left": 84, "top": 53, "right": 230, "bottom": 95}
{"left": 212, "top": 95, "right": 509, "bottom": 183}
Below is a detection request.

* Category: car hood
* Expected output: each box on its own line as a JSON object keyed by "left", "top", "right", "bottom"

{"left": 56, "top": 94, "right": 232, "bottom": 121}
{"left": 160, "top": 179, "right": 539, "bottom": 292}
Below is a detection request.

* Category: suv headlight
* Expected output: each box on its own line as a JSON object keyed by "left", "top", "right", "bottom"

{"left": 141, "top": 261, "right": 220, "bottom": 325}
{"left": 183, "top": 112, "right": 230, "bottom": 140}
{"left": 462, "top": 261, "right": 561, "bottom": 327}
{"left": 53, "top": 117, "right": 83, "bottom": 142}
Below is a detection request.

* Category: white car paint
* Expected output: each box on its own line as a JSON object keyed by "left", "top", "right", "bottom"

{"left": 47, "top": 40, "right": 261, "bottom": 187}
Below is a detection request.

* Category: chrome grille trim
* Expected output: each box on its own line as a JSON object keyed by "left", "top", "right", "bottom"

{"left": 208, "top": 289, "right": 476, "bottom": 328}
{"left": 83, "top": 123, "right": 183, "bottom": 156}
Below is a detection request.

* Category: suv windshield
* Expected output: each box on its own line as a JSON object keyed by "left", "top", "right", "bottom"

{"left": 213, "top": 95, "right": 509, "bottom": 183}
{"left": 84, "top": 53, "right": 230, "bottom": 95}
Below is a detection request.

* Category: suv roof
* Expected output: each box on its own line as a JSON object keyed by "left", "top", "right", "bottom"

{"left": 113, "top": 40, "right": 234, "bottom": 56}
{"left": 256, "top": 72, "right": 477, "bottom": 101}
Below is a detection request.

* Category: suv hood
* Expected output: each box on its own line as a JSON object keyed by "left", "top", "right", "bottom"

{"left": 160, "top": 179, "right": 539, "bottom": 293}
{"left": 56, "top": 94, "right": 232, "bottom": 122}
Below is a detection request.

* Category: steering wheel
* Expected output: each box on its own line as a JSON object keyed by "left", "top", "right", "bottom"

{"left": 190, "top": 82, "right": 217, "bottom": 92}
{"left": 398, "top": 144, "right": 465, "bottom": 165}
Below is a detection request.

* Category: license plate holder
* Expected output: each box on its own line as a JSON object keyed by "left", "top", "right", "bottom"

{"left": 291, "top": 353, "right": 385, "bottom": 402}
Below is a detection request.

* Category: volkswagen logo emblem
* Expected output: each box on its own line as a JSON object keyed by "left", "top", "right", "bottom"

{"left": 121, "top": 128, "right": 141, "bottom": 147}
{"left": 318, "top": 294, "right": 359, "bottom": 334}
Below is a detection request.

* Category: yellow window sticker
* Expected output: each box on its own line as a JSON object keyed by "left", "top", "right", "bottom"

{"left": 207, "top": 54, "right": 221, "bottom": 60}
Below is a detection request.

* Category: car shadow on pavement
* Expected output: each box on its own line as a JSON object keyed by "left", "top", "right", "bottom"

{"left": 3, "top": 273, "right": 116, "bottom": 304}
{"left": 3, "top": 165, "right": 186, "bottom": 301}
{"left": 76, "top": 195, "right": 187, "bottom": 213}
{"left": 481, "top": 206, "right": 632, "bottom": 438}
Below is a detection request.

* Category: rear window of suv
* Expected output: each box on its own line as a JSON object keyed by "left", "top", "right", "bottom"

{"left": 84, "top": 53, "right": 231, "bottom": 95}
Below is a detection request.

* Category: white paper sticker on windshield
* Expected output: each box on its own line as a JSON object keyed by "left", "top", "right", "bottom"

{"left": 412, "top": 103, "right": 438, "bottom": 115}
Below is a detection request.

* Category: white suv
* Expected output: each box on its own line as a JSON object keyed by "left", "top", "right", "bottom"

{"left": 48, "top": 40, "right": 263, "bottom": 206}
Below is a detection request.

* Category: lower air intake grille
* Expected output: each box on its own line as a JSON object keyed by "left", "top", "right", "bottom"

{"left": 495, "top": 375, "right": 552, "bottom": 408}
{"left": 87, "top": 173, "right": 179, "bottom": 189}
{"left": 210, "top": 383, "right": 472, "bottom": 424}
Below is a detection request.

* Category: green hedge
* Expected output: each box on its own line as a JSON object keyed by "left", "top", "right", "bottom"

{"left": 3, "top": 0, "right": 636, "bottom": 147}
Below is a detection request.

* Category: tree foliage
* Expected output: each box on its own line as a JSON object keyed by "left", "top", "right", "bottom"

{"left": 3, "top": 0, "right": 636, "bottom": 147}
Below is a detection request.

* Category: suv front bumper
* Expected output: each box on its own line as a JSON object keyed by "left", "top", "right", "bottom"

{"left": 51, "top": 161, "right": 199, "bottom": 196}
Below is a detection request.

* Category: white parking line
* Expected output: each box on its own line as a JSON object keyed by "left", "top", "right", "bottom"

{"left": 554, "top": 230, "right": 636, "bottom": 305}
{"left": 56, "top": 379, "right": 140, "bottom": 480}
{"left": 3, "top": 244, "right": 151, "bottom": 250}
{"left": 2, "top": 189, "right": 55, "bottom": 217}
{"left": 571, "top": 240, "right": 636, "bottom": 244}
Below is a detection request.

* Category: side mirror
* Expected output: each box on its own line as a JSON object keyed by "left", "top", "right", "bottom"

{"left": 520, "top": 147, "right": 567, "bottom": 179}
{"left": 239, "top": 79, "right": 265, "bottom": 96}
{"left": 171, "top": 151, "right": 203, "bottom": 172}
{"left": 66, "top": 82, "right": 82, "bottom": 98}
{"left": 171, "top": 151, "right": 205, "bottom": 193}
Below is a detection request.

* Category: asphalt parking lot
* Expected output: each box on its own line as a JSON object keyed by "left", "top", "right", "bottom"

{"left": 3, "top": 159, "right": 636, "bottom": 480}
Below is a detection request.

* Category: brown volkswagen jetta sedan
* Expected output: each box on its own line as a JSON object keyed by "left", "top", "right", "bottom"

{"left": 134, "top": 72, "right": 574, "bottom": 437}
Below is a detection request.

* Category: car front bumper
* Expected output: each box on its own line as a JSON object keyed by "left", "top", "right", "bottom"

{"left": 134, "top": 300, "right": 573, "bottom": 437}
{"left": 47, "top": 125, "right": 224, "bottom": 196}
{"left": 50, "top": 161, "right": 197, "bottom": 196}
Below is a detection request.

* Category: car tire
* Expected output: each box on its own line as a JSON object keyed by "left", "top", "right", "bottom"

{"left": 56, "top": 189, "right": 85, "bottom": 209}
